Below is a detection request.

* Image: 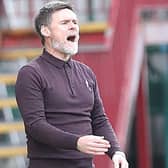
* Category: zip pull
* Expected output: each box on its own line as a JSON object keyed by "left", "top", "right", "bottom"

{"left": 85, "top": 79, "right": 92, "bottom": 92}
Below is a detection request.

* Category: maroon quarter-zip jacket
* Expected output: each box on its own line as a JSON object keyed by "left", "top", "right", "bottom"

{"left": 15, "top": 49, "right": 120, "bottom": 161}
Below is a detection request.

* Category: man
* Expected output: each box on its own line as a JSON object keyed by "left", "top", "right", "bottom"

{"left": 15, "top": 1, "right": 128, "bottom": 168}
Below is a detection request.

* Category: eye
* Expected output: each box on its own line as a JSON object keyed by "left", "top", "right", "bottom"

{"left": 73, "top": 20, "right": 78, "bottom": 24}
{"left": 73, "top": 19, "right": 79, "bottom": 25}
{"left": 61, "top": 21, "right": 68, "bottom": 24}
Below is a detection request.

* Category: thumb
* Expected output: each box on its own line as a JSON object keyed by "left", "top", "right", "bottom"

{"left": 112, "top": 156, "right": 120, "bottom": 168}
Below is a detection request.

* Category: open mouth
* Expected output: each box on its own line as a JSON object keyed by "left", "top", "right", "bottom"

{"left": 67, "top": 35, "right": 76, "bottom": 42}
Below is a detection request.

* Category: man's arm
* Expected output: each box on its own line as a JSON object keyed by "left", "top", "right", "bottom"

{"left": 90, "top": 74, "right": 121, "bottom": 157}
{"left": 15, "top": 65, "right": 79, "bottom": 150}
{"left": 90, "top": 73, "right": 129, "bottom": 167}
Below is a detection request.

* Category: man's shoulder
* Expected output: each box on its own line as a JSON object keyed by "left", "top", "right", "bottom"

{"left": 72, "top": 59, "right": 92, "bottom": 72}
{"left": 21, "top": 56, "right": 42, "bottom": 70}
{"left": 18, "top": 56, "right": 43, "bottom": 77}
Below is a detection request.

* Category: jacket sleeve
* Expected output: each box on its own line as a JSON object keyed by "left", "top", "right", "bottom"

{"left": 90, "top": 73, "right": 121, "bottom": 158}
{"left": 15, "top": 65, "right": 79, "bottom": 150}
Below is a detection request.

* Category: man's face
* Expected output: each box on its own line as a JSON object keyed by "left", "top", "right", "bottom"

{"left": 47, "top": 8, "right": 79, "bottom": 56}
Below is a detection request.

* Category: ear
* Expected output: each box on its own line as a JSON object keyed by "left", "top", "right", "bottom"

{"left": 40, "top": 25, "right": 51, "bottom": 37}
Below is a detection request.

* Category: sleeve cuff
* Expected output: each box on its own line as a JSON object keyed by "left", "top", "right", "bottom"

{"left": 111, "top": 151, "right": 126, "bottom": 160}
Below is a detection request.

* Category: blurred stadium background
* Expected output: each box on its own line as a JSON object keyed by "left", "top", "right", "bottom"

{"left": 0, "top": 0, "right": 168, "bottom": 168}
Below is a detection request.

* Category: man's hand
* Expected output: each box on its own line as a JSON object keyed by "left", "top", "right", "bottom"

{"left": 77, "top": 135, "right": 111, "bottom": 155}
{"left": 112, "top": 151, "right": 129, "bottom": 168}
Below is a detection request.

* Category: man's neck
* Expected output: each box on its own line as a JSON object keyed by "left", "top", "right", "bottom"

{"left": 45, "top": 47, "right": 71, "bottom": 62}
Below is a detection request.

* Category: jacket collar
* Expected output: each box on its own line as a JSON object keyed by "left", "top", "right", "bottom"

{"left": 41, "top": 49, "right": 72, "bottom": 69}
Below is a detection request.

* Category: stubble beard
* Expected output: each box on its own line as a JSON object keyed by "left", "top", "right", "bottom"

{"left": 51, "top": 39, "right": 78, "bottom": 56}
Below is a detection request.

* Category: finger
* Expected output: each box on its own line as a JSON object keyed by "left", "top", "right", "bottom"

{"left": 120, "top": 160, "right": 129, "bottom": 168}
{"left": 89, "top": 142, "right": 110, "bottom": 148}
{"left": 96, "top": 139, "right": 110, "bottom": 146}
{"left": 86, "top": 148, "right": 106, "bottom": 155}
{"left": 93, "top": 137, "right": 110, "bottom": 146}
{"left": 93, "top": 136, "right": 104, "bottom": 139}
{"left": 88, "top": 146, "right": 109, "bottom": 153}
{"left": 113, "top": 161, "right": 119, "bottom": 168}
{"left": 112, "top": 156, "right": 120, "bottom": 168}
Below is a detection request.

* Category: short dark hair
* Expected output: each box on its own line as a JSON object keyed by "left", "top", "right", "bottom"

{"left": 34, "top": 1, "right": 74, "bottom": 45}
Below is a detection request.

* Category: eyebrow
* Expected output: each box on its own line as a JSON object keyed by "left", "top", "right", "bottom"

{"left": 60, "top": 19, "right": 78, "bottom": 23}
